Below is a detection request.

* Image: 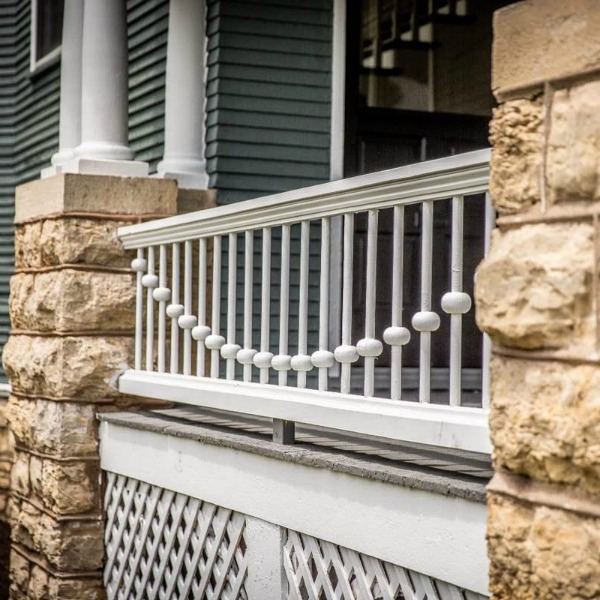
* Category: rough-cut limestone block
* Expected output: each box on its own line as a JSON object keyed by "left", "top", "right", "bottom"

{"left": 489, "top": 98, "right": 543, "bottom": 214}
{"left": 3, "top": 336, "right": 132, "bottom": 399}
{"left": 493, "top": 0, "right": 600, "bottom": 95}
{"left": 39, "top": 460, "right": 98, "bottom": 515}
{"left": 28, "top": 565, "right": 48, "bottom": 600}
{"left": 10, "top": 270, "right": 135, "bottom": 332}
{"left": 16, "top": 218, "right": 133, "bottom": 269}
{"left": 476, "top": 223, "right": 594, "bottom": 349}
{"left": 10, "top": 452, "right": 29, "bottom": 497}
{"left": 491, "top": 357, "right": 600, "bottom": 493}
{"left": 11, "top": 500, "right": 103, "bottom": 571}
{"left": 7, "top": 397, "right": 97, "bottom": 457}
{"left": 47, "top": 577, "right": 105, "bottom": 600}
{"left": 488, "top": 492, "right": 600, "bottom": 600}
{"left": 9, "top": 551, "right": 30, "bottom": 593}
{"left": 547, "top": 81, "right": 600, "bottom": 203}
{"left": 15, "top": 174, "right": 177, "bottom": 223}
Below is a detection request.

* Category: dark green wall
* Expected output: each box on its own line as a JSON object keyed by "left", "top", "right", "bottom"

{"left": 205, "top": 0, "right": 333, "bottom": 204}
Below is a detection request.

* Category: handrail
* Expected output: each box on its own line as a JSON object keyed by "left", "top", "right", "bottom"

{"left": 118, "top": 149, "right": 490, "bottom": 247}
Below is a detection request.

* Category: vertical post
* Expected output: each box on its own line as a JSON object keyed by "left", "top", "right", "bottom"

{"left": 196, "top": 238, "right": 208, "bottom": 376}
{"left": 257, "top": 228, "right": 273, "bottom": 384}
{"left": 133, "top": 249, "right": 145, "bottom": 370}
{"left": 277, "top": 225, "right": 291, "bottom": 386}
{"left": 481, "top": 192, "right": 494, "bottom": 409}
{"left": 225, "top": 234, "right": 238, "bottom": 380}
{"left": 170, "top": 243, "right": 181, "bottom": 374}
{"left": 316, "top": 218, "right": 333, "bottom": 390}
{"left": 241, "top": 231, "right": 255, "bottom": 382}
{"left": 73, "top": 0, "right": 146, "bottom": 175}
{"left": 45, "top": 0, "right": 84, "bottom": 175}
{"left": 293, "top": 222, "right": 312, "bottom": 389}
{"left": 156, "top": 0, "right": 209, "bottom": 189}
{"left": 412, "top": 201, "right": 440, "bottom": 403}
{"left": 157, "top": 245, "right": 168, "bottom": 373}
{"left": 210, "top": 236, "right": 222, "bottom": 378}
{"left": 182, "top": 240, "right": 194, "bottom": 375}
{"left": 145, "top": 247, "right": 156, "bottom": 372}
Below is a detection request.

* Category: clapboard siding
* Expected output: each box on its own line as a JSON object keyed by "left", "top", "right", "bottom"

{"left": 206, "top": 0, "right": 332, "bottom": 204}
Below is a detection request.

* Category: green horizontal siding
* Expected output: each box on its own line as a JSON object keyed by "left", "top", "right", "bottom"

{"left": 206, "top": 0, "right": 332, "bottom": 204}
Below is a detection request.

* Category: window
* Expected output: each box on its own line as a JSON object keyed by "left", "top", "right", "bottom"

{"left": 30, "top": 0, "right": 64, "bottom": 73}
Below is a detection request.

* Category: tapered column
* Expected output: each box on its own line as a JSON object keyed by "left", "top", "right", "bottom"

{"left": 42, "top": 0, "right": 84, "bottom": 178}
{"left": 156, "top": 0, "right": 209, "bottom": 189}
{"left": 69, "top": 0, "right": 148, "bottom": 176}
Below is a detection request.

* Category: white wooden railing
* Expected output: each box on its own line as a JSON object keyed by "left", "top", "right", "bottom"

{"left": 118, "top": 150, "right": 492, "bottom": 453}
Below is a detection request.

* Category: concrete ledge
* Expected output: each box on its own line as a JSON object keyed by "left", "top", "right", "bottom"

{"left": 98, "top": 411, "right": 486, "bottom": 503}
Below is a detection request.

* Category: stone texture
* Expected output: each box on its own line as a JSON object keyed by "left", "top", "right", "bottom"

{"left": 10, "top": 270, "right": 135, "bottom": 332}
{"left": 28, "top": 565, "right": 48, "bottom": 600}
{"left": 15, "top": 174, "right": 177, "bottom": 223}
{"left": 38, "top": 460, "right": 98, "bottom": 515}
{"left": 11, "top": 500, "right": 103, "bottom": 571}
{"left": 9, "top": 553, "right": 29, "bottom": 593}
{"left": 547, "top": 80, "right": 600, "bottom": 203}
{"left": 7, "top": 397, "right": 97, "bottom": 457}
{"left": 16, "top": 218, "right": 133, "bottom": 269}
{"left": 10, "top": 453, "right": 29, "bottom": 497}
{"left": 488, "top": 492, "right": 600, "bottom": 599}
{"left": 489, "top": 98, "right": 543, "bottom": 214}
{"left": 3, "top": 335, "right": 133, "bottom": 399}
{"left": 491, "top": 357, "right": 600, "bottom": 494}
{"left": 476, "top": 223, "right": 594, "bottom": 350}
{"left": 47, "top": 577, "right": 105, "bottom": 600}
{"left": 493, "top": 0, "right": 600, "bottom": 95}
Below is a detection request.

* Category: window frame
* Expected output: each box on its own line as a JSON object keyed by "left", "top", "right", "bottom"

{"left": 30, "top": 0, "right": 63, "bottom": 75}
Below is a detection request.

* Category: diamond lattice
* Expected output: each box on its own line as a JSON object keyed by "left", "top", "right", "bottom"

{"left": 283, "top": 529, "right": 487, "bottom": 600}
{"left": 104, "top": 472, "right": 247, "bottom": 600}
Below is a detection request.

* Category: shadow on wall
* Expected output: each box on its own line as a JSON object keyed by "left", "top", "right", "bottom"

{"left": 0, "top": 521, "right": 9, "bottom": 598}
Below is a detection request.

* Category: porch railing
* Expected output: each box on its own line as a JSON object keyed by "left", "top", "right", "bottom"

{"left": 118, "top": 149, "right": 492, "bottom": 453}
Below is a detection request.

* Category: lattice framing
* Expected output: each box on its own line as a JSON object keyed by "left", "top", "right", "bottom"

{"left": 283, "top": 530, "right": 487, "bottom": 600}
{"left": 104, "top": 472, "right": 247, "bottom": 600}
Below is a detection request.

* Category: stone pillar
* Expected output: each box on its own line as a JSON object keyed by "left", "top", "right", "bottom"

{"left": 67, "top": 0, "right": 148, "bottom": 177}
{"left": 42, "top": 0, "right": 84, "bottom": 179}
{"left": 475, "top": 1, "right": 600, "bottom": 597}
{"left": 2, "top": 174, "right": 177, "bottom": 599}
{"left": 156, "top": 0, "right": 209, "bottom": 190}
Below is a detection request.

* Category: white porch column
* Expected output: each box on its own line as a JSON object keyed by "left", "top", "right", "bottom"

{"left": 42, "top": 0, "right": 84, "bottom": 178}
{"left": 67, "top": 0, "right": 148, "bottom": 176}
{"left": 156, "top": 0, "right": 209, "bottom": 189}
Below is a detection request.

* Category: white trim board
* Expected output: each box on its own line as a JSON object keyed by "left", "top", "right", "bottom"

{"left": 100, "top": 419, "right": 489, "bottom": 595}
{"left": 119, "top": 370, "right": 491, "bottom": 454}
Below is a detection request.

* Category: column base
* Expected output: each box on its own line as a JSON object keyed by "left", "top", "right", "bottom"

{"left": 40, "top": 165, "right": 62, "bottom": 179}
{"left": 62, "top": 157, "right": 149, "bottom": 178}
{"left": 154, "top": 170, "right": 209, "bottom": 191}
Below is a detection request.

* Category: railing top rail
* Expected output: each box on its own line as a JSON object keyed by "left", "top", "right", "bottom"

{"left": 118, "top": 148, "right": 490, "bottom": 248}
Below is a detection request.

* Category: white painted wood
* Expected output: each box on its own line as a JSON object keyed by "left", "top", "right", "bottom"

{"left": 145, "top": 247, "right": 155, "bottom": 372}
{"left": 330, "top": 0, "right": 347, "bottom": 182}
{"left": 47, "top": 0, "right": 83, "bottom": 172}
{"left": 449, "top": 196, "right": 464, "bottom": 406}
{"left": 481, "top": 192, "right": 494, "bottom": 410}
{"left": 157, "top": 245, "right": 167, "bottom": 373}
{"left": 100, "top": 421, "right": 489, "bottom": 594}
{"left": 118, "top": 151, "right": 490, "bottom": 248}
{"left": 183, "top": 240, "right": 193, "bottom": 376}
{"left": 170, "top": 243, "right": 181, "bottom": 374}
{"left": 418, "top": 201, "right": 434, "bottom": 403}
{"left": 318, "top": 217, "right": 331, "bottom": 391}
{"left": 278, "top": 225, "right": 291, "bottom": 387}
{"left": 338, "top": 213, "right": 355, "bottom": 394}
{"left": 259, "top": 228, "right": 272, "bottom": 384}
{"left": 134, "top": 249, "right": 144, "bottom": 371}
{"left": 74, "top": 0, "right": 145, "bottom": 173}
{"left": 226, "top": 234, "right": 238, "bottom": 380}
{"left": 211, "top": 236, "right": 222, "bottom": 378}
{"left": 156, "top": 0, "right": 209, "bottom": 189}
{"left": 391, "top": 206, "right": 404, "bottom": 400}
{"left": 197, "top": 238, "right": 208, "bottom": 377}
{"left": 244, "top": 516, "right": 285, "bottom": 599}
{"left": 29, "top": 0, "right": 62, "bottom": 74}
{"left": 363, "top": 210, "right": 379, "bottom": 397}
{"left": 243, "top": 231, "right": 254, "bottom": 383}
{"left": 296, "top": 222, "right": 311, "bottom": 389}
{"left": 118, "top": 370, "right": 490, "bottom": 453}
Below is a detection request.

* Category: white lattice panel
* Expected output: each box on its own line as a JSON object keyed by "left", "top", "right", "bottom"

{"left": 104, "top": 472, "right": 247, "bottom": 600}
{"left": 283, "top": 530, "right": 487, "bottom": 600}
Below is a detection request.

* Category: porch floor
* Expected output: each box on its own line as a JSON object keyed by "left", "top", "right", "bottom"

{"left": 101, "top": 406, "right": 491, "bottom": 500}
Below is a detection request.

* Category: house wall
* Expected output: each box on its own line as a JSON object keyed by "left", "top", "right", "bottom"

{"left": 475, "top": 0, "right": 600, "bottom": 596}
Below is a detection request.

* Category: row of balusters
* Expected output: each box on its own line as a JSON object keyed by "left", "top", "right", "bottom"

{"left": 131, "top": 197, "right": 492, "bottom": 406}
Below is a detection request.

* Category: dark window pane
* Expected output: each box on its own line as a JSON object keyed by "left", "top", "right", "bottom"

{"left": 36, "top": 0, "right": 64, "bottom": 60}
